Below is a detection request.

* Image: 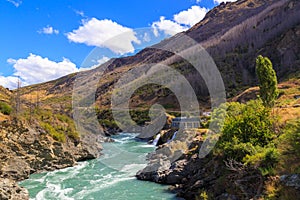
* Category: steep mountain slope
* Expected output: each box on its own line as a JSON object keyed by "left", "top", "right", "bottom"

{"left": 197, "top": 0, "right": 300, "bottom": 88}
{"left": 16, "top": 0, "right": 300, "bottom": 117}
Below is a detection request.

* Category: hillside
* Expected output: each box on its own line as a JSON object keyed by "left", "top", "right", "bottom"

{"left": 15, "top": 0, "right": 300, "bottom": 120}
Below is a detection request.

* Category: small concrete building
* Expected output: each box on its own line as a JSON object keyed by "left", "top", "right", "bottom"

{"left": 171, "top": 117, "right": 201, "bottom": 129}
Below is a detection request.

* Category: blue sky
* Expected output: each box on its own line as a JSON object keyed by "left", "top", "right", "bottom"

{"left": 0, "top": 0, "right": 236, "bottom": 88}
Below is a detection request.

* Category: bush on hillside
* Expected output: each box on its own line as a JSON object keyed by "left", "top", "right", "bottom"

{"left": 214, "top": 100, "right": 278, "bottom": 172}
{"left": 277, "top": 120, "right": 300, "bottom": 174}
{"left": 0, "top": 101, "right": 12, "bottom": 115}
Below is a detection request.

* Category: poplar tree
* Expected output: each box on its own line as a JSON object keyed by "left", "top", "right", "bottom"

{"left": 256, "top": 55, "right": 279, "bottom": 108}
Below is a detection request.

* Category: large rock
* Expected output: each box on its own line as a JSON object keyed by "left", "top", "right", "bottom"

{"left": 0, "top": 178, "right": 29, "bottom": 200}
{"left": 136, "top": 154, "right": 171, "bottom": 183}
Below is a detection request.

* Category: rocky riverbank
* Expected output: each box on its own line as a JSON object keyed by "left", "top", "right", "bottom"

{"left": 136, "top": 129, "right": 300, "bottom": 199}
{"left": 0, "top": 121, "right": 105, "bottom": 199}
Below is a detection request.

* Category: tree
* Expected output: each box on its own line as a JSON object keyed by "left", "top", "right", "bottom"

{"left": 256, "top": 55, "right": 279, "bottom": 108}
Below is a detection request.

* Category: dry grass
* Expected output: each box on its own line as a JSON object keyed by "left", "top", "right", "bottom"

{"left": 275, "top": 107, "right": 300, "bottom": 125}
{"left": 21, "top": 90, "right": 48, "bottom": 102}
{"left": 0, "top": 86, "right": 11, "bottom": 102}
{"left": 0, "top": 113, "right": 9, "bottom": 122}
{"left": 231, "top": 79, "right": 300, "bottom": 126}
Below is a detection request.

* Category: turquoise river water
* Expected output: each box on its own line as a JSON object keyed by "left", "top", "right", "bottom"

{"left": 19, "top": 133, "right": 178, "bottom": 200}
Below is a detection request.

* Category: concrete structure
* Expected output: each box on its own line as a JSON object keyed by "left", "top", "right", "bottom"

{"left": 171, "top": 117, "right": 201, "bottom": 129}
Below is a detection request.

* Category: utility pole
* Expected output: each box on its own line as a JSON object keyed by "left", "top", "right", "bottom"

{"left": 15, "top": 77, "right": 21, "bottom": 116}
{"left": 29, "top": 96, "right": 32, "bottom": 123}
{"left": 36, "top": 91, "right": 39, "bottom": 110}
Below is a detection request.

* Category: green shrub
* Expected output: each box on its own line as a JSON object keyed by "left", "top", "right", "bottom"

{"left": 277, "top": 120, "right": 300, "bottom": 173}
{"left": 243, "top": 146, "right": 280, "bottom": 175}
{"left": 100, "top": 119, "right": 118, "bottom": 128}
{"left": 40, "top": 122, "right": 66, "bottom": 142}
{"left": 223, "top": 141, "right": 257, "bottom": 162}
{"left": 281, "top": 120, "right": 300, "bottom": 155}
{"left": 215, "top": 100, "right": 277, "bottom": 167}
{"left": 56, "top": 114, "right": 79, "bottom": 139}
{"left": 0, "top": 101, "right": 12, "bottom": 115}
{"left": 36, "top": 110, "right": 79, "bottom": 142}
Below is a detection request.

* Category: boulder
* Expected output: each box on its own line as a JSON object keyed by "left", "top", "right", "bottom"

{"left": 280, "top": 174, "right": 300, "bottom": 190}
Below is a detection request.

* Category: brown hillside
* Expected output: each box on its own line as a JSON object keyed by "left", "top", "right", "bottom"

{"left": 14, "top": 0, "right": 300, "bottom": 119}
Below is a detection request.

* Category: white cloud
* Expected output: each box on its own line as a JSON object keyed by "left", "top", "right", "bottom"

{"left": 39, "top": 26, "right": 59, "bottom": 35}
{"left": 214, "top": 0, "right": 237, "bottom": 4}
{"left": 0, "top": 76, "right": 19, "bottom": 89}
{"left": 74, "top": 10, "right": 85, "bottom": 17}
{"left": 6, "top": 0, "right": 22, "bottom": 7}
{"left": 79, "top": 56, "right": 110, "bottom": 71}
{"left": 174, "top": 6, "right": 208, "bottom": 27}
{"left": 151, "top": 5, "right": 208, "bottom": 36}
{"left": 96, "top": 56, "right": 110, "bottom": 65}
{"left": 0, "top": 54, "right": 112, "bottom": 89}
{"left": 67, "top": 18, "right": 141, "bottom": 54}
{"left": 152, "top": 16, "right": 188, "bottom": 37}
{"left": 2, "top": 54, "right": 78, "bottom": 88}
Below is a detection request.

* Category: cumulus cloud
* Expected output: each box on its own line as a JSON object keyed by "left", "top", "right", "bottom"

{"left": 39, "top": 26, "right": 59, "bottom": 35}
{"left": 2, "top": 54, "right": 78, "bottom": 88}
{"left": 6, "top": 0, "right": 22, "bottom": 7}
{"left": 214, "top": 0, "right": 237, "bottom": 4}
{"left": 152, "top": 5, "right": 208, "bottom": 36}
{"left": 152, "top": 17, "right": 188, "bottom": 37}
{"left": 66, "top": 18, "right": 141, "bottom": 54}
{"left": 174, "top": 6, "right": 208, "bottom": 27}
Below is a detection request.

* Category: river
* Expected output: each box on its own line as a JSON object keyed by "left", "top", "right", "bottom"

{"left": 19, "top": 133, "right": 177, "bottom": 200}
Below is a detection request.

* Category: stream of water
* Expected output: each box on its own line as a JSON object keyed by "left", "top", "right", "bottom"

{"left": 19, "top": 133, "right": 177, "bottom": 200}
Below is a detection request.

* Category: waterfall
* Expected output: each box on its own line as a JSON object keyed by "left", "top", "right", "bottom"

{"left": 152, "top": 134, "right": 161, "bottom": 146}
{"left": 167, "top": 131, "right": 178, "bottom": 143}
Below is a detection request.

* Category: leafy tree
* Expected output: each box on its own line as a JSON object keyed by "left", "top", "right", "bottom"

{"left": 256, "top": 55, "right": 279, "bottom": 107}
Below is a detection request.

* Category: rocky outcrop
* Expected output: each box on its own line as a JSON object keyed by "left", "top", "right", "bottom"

{"left": 137, "top": 130, "right": 197, "bottom": 182}
{"left": 0, "top": 178, "right": 29, "bottom": 200}
{"left": 0, "top": 121, "right": 104, "bottom": 199}
{"left": 137, "top": 131, "right": 264, "bottom": 199}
